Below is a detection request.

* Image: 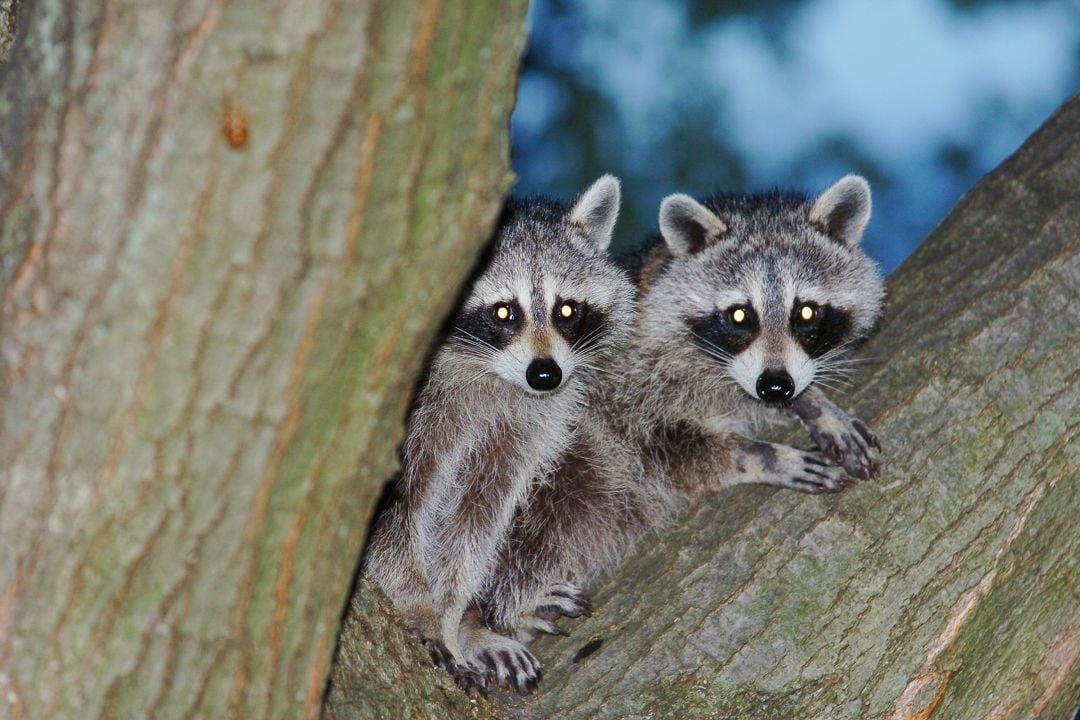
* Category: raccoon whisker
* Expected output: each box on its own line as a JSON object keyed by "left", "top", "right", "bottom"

{"left": 813, "top": 375, "right": 853, "bottom": 392}
{"left": 814, "top": 366, "right": 854, "bottom": 383}
{"left": 571, "top": 326, "right": 606, "bottom": 352}
{"left": 814, "top": 344, "right": 869, "bottom": 364}
{"left": 698, "top": 348, "right": 735, "bottom": 366}
{"left": 451, "top": 336, "right": 498, "bottom": 354}
{"left": 814, "top": 361, "right": 853, "bottom": 373}
{"left": 689, "top": 330, "right": 735, "bottom": 362}
{"left": 570, "top": 345, "right": 610, "bottom": 364}
{"left": 811, "top": 379, "right": 843, "bottom": 394}
{"left": 454, "top": 346, "right": 498, "bottom": 361}
{"left": 451, "top": 343, "right": 499, "bottom": 361}
{"left": 452, "top": 328, "right": 500, "bottom": 352}
{"left": 815, "top": 355, "right": 868, "bottom": 367}
{"left": 814, "top": 366, "right": 853, "bottom": 380}
{"left": 816, "top": 376, "right": 853, "bottom": 390}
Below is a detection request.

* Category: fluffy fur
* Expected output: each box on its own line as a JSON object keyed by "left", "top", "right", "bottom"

{"left": 481, "top": 176, "right": 886, "bottom": 663}
{"left": 363, "top": 176, "right": 635, "bottom": 692}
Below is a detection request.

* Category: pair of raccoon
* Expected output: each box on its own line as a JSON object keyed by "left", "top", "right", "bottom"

{"left": 364, "top": 173, "right": 885, "bottom": 694}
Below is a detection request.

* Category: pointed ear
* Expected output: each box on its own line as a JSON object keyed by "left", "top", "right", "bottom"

{"left": 809, "top": 175, "right": 872, "bottom": 247}
{"left": 658, "top": 194, "right": 728, "bottom": 257}
{"left": 568, "top": 174, "right": 621, "bottom": 251}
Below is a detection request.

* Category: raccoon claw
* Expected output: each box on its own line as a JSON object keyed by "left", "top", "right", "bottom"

{"left": 852, "top": 417, "right": 881, "bottom": 451}
{"left": 420, "top": 637, "right": 456, "bottom": 674}
{"left": 421, "top": 637, "right": 487, "bottom": 693}
{"left": 789, "top": 451, "right": 851, "bottom": 493}
{"left": 802, "top": 410, "right": 881, "bottom": 480}
{"left": 450, "top": 664, "right": 488, "bottom": 694}
{"left": 475, "top": 640, "right": 543, "bottom": 695}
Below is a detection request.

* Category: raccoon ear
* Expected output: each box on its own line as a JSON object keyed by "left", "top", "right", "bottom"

{"left": 809, "top": 175, "right": 872, "bottom": 247}
{"left": 658, "top": 194, "right": 728, "bottom": 257}
{"left": 568, "top": 174, "right": 621, "bottom": 251}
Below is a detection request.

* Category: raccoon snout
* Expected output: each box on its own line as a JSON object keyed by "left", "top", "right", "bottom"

{"left": 526, "top": 357, "right": 563, "bottom": 392}
{"left": 756, "top": 370, "right": 794, "bottom": 403}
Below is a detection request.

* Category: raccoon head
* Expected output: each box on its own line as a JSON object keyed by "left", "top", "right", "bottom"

{"left": 449, "top": 175, "right": 633, "bottom": 395}
{"left": 651, "top": 175, "right": 885, "bottom": 406}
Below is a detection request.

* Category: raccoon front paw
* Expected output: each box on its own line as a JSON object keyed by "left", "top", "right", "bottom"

{"left": 534, "top": 582, "right": 592, "bottom": 622}
{"left": 792, "top": 389, "right": 882, "bottom": 480}
{"left": 419, "top": 637, "right": 487, "bottom": 693}
{"left": 509, "top": 582, "right": 592, "bottom": 639}
{"left": 808, "top": 412, "right": 881, "bottom": 480}
{"left": 784, "top": 449, "right": 854, "bottom": 494}
{"left": 471, "top": 635, "right": 543, "bottom": 695}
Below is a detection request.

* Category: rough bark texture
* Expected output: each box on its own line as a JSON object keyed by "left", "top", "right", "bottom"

{"left": 331, "top": 96, "right": 1080, "bottom": 719}
{"left": 0, "top": 2, "right": 526, "bottom": 719}
{"left": 0, "top": 0, "right": 19, "bottom": 62}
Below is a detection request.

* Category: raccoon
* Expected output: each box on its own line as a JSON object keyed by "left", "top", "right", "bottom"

{"left": 633, "top": 173, "right": 885, "bottom": 489}
{"left": 481, "top": 176, "right": 885, "bottom": 674}
{"left": 363, "top": 176, "right": 635, "bottom": 693}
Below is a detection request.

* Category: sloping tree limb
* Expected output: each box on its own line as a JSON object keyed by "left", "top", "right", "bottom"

{"left": 0, "top": 2, "right": 526, "bottom": 718}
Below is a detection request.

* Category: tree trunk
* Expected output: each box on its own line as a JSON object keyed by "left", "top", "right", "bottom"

{"left": 0, "top": 2, "right": 527, "bottom": 719}
{"left": 330, "top": 95, "right": 1080, "bottom": 719}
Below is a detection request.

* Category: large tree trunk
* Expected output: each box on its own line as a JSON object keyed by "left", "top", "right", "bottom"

{"left": 329, "top": 95, "right": 1080, "bottom": 719}
{"left": 0, "top": 2, "right": 527, "bottom": 719}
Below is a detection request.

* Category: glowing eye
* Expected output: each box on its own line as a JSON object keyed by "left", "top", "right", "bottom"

{"left": 495, "top": 305, "right": 511, "bottom": 321}
{"left": 732, "top": 308, "right": 746, "bottom": 324}
{"left": 560, "top": 303, "right": 575, "bottom": 319}
{"left": 800, "top": 305, "right": 815, "bottom": 322}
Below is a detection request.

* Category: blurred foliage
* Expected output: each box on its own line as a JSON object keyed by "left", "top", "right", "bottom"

{"left": 511, "top": 0, "right": 1080, "bottom": 271}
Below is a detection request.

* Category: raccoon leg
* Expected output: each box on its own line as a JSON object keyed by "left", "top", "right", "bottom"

{"left": 364, "top": 505, "right": 446, "bottom": 647}
{"left": 483, "top": 433, "right": 644, "bottom": 641}
{"left": 422, "top": 438, "right": 531, "bottom": 675}
{"left": 366, "top": 489, "right": 493, "bottom": 689}
{"left": 731, "top": 439, "right": 853, "bottom": 493}
{"left": 458, "top": 608, "right": 542, "bottom": 695}
{"left": 791, "top": 385, "right": 881, "bottom": 479}
{"left": 650, "top": 423, "right": 851, "bottom": 493}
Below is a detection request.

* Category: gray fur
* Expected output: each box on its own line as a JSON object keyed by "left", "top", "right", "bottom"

{"left": 363, "top": 176, "right": 635, "bottom": 692}
{"left": 481, "top": 175, "right": 885, "bottom": 650}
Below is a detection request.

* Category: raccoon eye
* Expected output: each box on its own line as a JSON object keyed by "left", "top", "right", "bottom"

{"left": 559, "top": 302, "right": 577, "bottom": 320}
{"left": 493, "top": 303, "right": 514, "bottom": 322}
{"left": 796, "top": 303, "right": 819, "bottom": 325}
{"left": 730, "top": 307, "right": 748, "bottom": 325}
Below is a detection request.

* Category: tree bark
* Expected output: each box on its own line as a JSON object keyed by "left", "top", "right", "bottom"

{"left": 0, "top": 0, "right": 20, "bottom": 63}
{"left": 331, "top": 95, "right": 1080, "bottom": 719}
{"left": 0, "top": 2, "right": 526, "bottom": 719}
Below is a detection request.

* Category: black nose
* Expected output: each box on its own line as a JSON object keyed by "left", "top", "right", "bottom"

{"left": 526, "top": 357, "right": 563, "bottom": 391}
{"left": 756, "top": 370, "right": 794, "bottom": 403}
